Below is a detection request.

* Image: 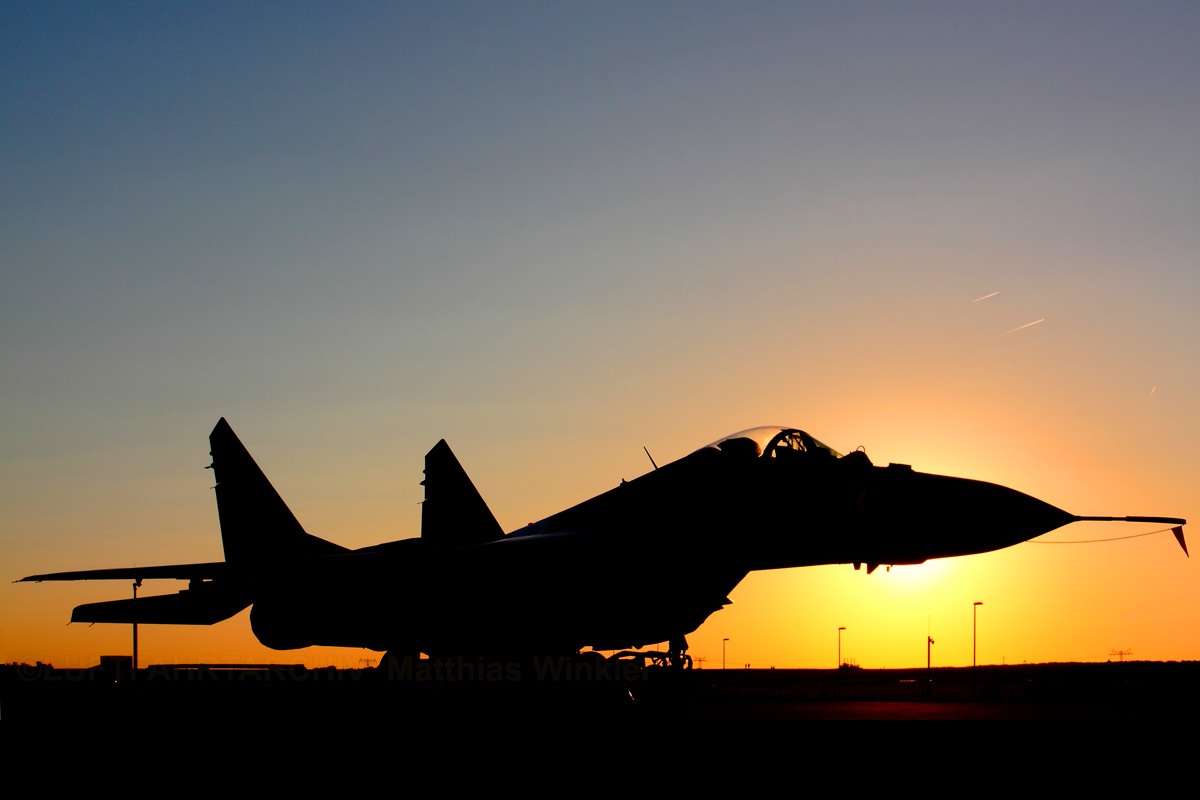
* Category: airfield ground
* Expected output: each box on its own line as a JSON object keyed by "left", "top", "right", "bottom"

{"left": 5, "top": 659, "right": 1198, "bottom": 722}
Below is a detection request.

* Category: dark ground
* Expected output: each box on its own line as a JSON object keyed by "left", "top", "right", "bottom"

{"left": 5, "top": 658, "right": 1198, "bottom": 723}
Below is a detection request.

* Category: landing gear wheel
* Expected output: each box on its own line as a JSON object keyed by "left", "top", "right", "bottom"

{"left": 668, "top": 636, "right": 691, "bottom": 670}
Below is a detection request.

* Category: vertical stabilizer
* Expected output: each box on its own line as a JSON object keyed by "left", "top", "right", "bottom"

{"left": 209, "top": 418, "right": 347, "bottom": 564}
{"left": 421, "top": 440, "right": 504, "bottom": 546}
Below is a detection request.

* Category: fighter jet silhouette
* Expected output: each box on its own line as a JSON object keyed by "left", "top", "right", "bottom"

{"left": 20, "top": 420, "right": 1186, "bottom": 665}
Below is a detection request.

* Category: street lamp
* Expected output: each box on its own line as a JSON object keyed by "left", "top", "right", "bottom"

{"left": 132, "top": 578, "right": 141, "bottom": 679}
{"left": 974, "top": 602, "right": 983, "bottom": 668}
{"left": 723, "top": 638, "right": 729, "bottom": 671}
{"left": 838, "top": 627, "right": 846, "bottom": 670}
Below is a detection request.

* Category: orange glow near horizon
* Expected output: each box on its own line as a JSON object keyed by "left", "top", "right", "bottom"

{"left": 7, "top": 373, "right": 1196, "bottom": 671}
{"left": 4, "top": 5, "right": 1198, "bottom": 675}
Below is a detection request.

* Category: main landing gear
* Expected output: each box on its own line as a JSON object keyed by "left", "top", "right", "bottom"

{"left": 613, "top": 635, "right": 692, "bottom": 670}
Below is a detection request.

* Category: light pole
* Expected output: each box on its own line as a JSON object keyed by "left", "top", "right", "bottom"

{"left": 973, "top": 602, "right": 983, "bottom": 668}
{"left": 838, "top": 627, "right": 846, "bottom": 670}
{"left": 723, "top": 638, "right": 729, "bottom": 671}
{"left": 132, "top": 578, "right": 141, "bottom": 679}
{"left": 973, "top": 601, "right": 983, "bottom": 698}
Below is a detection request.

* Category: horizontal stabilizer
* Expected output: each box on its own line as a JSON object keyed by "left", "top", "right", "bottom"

{"left": 421, "top": 440, "right": 504, "bottom": 546}
{"left": 71, "top": 583, "right": 250, "bottom": 625}
{"left": 20, "top": 562, "right": 228, "bottom": 583}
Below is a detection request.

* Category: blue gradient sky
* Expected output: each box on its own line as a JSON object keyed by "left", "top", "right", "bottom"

{"left": 4, "top": 2, "right": 1198, "bottom": 668}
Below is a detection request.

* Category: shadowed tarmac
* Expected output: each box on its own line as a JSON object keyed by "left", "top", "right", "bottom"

{"left": 5, "top": 660, "right": 1197, "bottom": 722}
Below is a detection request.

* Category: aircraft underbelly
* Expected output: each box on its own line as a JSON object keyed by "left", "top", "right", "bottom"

{"left": 252, "top": 528, "right": 743, "bottom": 652}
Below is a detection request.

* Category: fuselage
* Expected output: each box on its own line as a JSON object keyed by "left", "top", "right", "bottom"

{"left": 249, "top": 432, "right": 1074, "bottom": 654}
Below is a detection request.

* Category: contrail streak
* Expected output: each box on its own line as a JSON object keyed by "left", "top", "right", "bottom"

{"left": 1002, "top": 318, "right": 1044, "bottom": 335}
{"left": 971, "top": 291, "right": 1000, "bottom": 302}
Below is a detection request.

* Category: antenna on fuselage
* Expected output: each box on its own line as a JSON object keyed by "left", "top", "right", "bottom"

{"left": 643, "top": 446, "right": 658, "bottom": 470}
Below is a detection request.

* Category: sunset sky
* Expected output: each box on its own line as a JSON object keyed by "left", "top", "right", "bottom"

{"left": 3, "top": 2, "right": 1198, "bottom": 670}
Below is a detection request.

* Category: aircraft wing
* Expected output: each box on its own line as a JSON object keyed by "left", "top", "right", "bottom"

{"left": 18, "top": 562, "right": 229, "bottom": 582}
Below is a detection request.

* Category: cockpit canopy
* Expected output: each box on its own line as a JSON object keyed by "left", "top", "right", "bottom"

{"left": 699, "top": 427, "right": 843, "bottom": 459}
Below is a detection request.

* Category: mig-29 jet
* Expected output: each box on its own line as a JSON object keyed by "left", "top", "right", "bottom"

{"left": 20, "top": 419, "right": 1187, "bottom": 667}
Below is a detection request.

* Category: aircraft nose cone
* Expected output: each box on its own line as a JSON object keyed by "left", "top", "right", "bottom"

{"left": 863, "top": 469, "right": 1075, "bottom": 561}
{"left": 945, "top": 477, "right": 1074, "bottom": 550}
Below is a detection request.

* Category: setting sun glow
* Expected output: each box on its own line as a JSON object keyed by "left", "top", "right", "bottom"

{"left": 3, "top": 4, "right": 1197, "bottom": 672}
